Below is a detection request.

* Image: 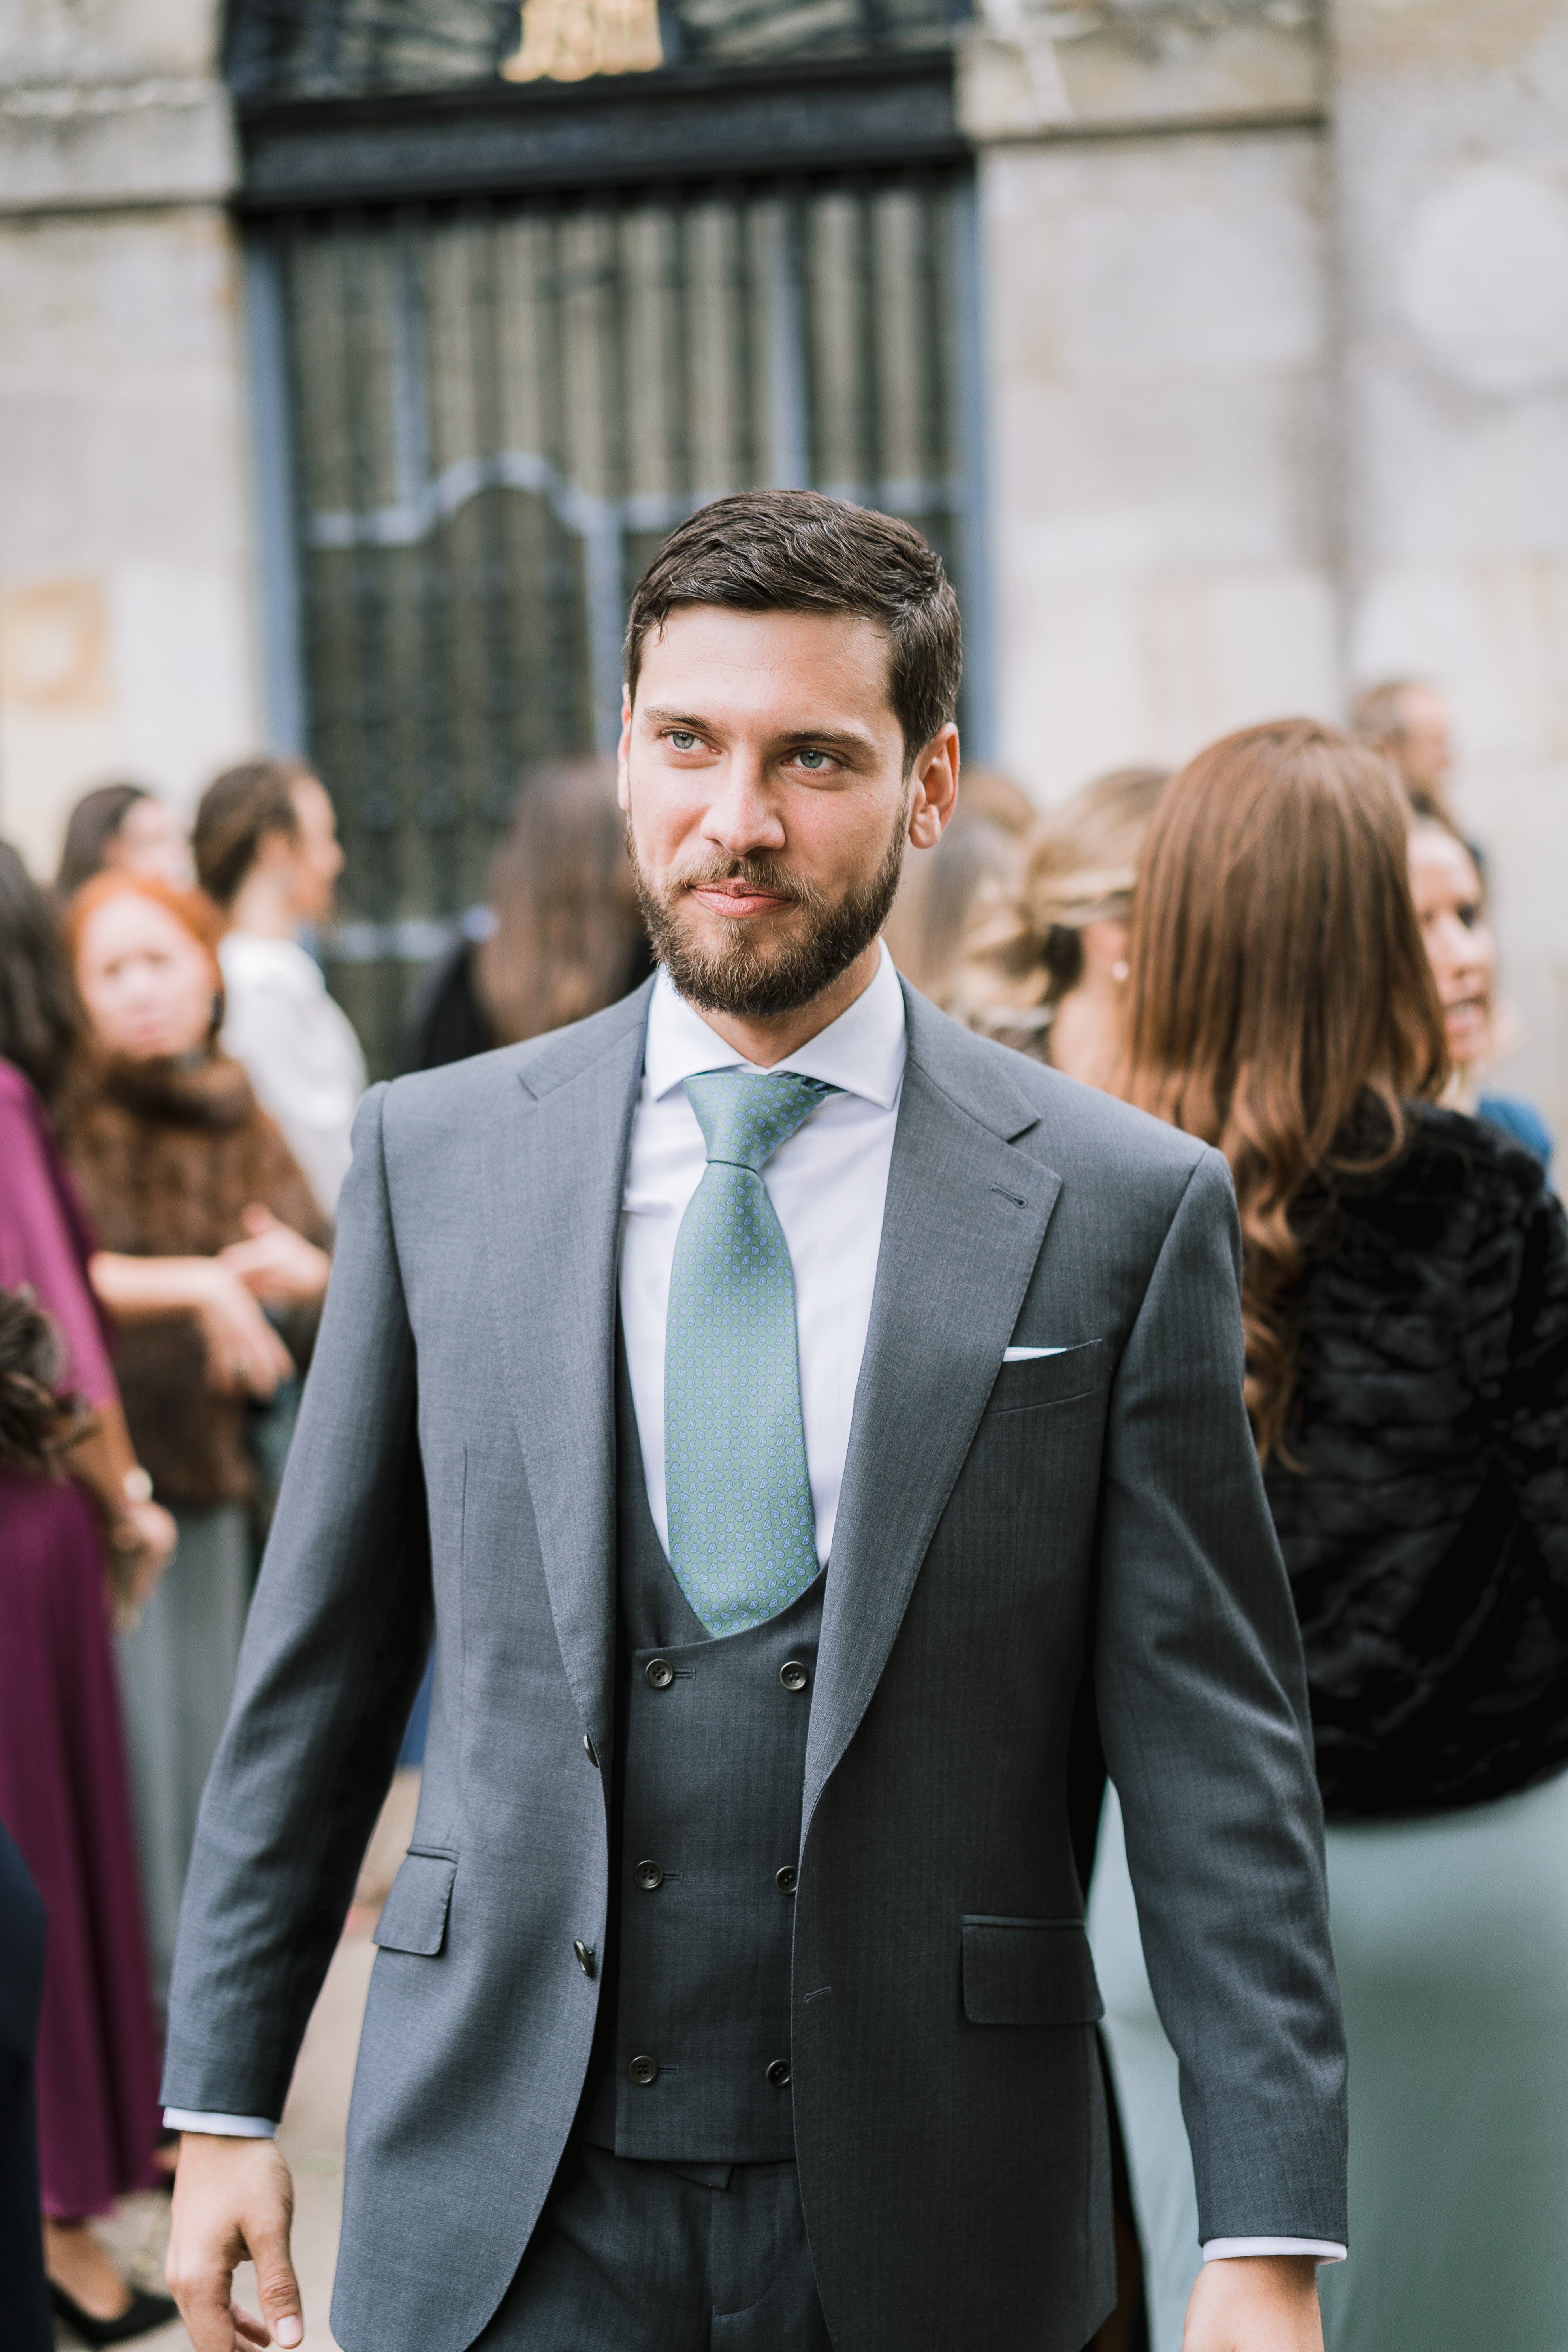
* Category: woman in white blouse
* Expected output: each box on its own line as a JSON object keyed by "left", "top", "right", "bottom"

{"left": 193, "top": 759, "right": 367, "bottom": 1219}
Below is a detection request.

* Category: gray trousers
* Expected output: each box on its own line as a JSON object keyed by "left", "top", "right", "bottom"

{"left": 478, "top": 2146, "right": 833, "bottom": 2351}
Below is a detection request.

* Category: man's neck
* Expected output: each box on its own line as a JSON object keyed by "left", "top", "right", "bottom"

{"left": 674, "top": 940, "right": 883, "bottom": 1068}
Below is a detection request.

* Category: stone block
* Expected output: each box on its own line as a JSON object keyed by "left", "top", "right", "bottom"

{"left": 960, "top": 0, "right": 1323, "bottom": 140}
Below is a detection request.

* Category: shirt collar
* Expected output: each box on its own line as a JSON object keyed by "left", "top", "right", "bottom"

{"left": 644, "top": 939, "right": 907, "bottom": 1112}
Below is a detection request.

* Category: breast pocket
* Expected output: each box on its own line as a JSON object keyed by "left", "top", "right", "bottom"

{"left": 961, "top": 1916, "right": 1104, "bottom": 2024}
{"left": 985, "top": 1339, "right": 1106, "bottom": 1414}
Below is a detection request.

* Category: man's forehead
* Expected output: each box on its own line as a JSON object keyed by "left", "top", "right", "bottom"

{"left": 636, "top": 605, "right": 897, "bottom": 731}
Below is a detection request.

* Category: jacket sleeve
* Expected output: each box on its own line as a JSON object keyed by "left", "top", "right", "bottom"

{"left": 1492, "top": 1177, "right": 1568, "bottom": 1585}
{"left": 1094, "top": 1147, "right": 1349, "bottom": 2248}
{"left": 161, "top": 1083, "right": 432, "bottom": 2120}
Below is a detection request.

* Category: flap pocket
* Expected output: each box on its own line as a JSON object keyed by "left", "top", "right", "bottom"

{"left": 373, "top": 1851, "right": 457, "bottom": 1957}
{"left": 962, "top": 1915, "right": 1104, "bottom": 2024}
{"left": 985, "top": 1340, "right": 1106, "bottom": 1415}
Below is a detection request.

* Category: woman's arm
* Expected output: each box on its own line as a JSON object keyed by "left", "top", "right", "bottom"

{"left": 90, "top": 1252, "right": 294, "bottom": 1398}
{"left": 61, "top": 1397, "right": 178, "bottom": 1618}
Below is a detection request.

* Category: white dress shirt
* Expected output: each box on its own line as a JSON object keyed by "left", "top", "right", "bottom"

{"left": 218, "top": 932, "right": 368, "bottom": 1220}
{"left": 168, "top": 947, "right": 1346, "bottom": 2260}
{"left": 620, "top": 943, "right": 905, "bottom": 1566}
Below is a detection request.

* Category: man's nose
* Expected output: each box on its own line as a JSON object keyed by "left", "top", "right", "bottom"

{"left": 702, "top": 755, "right": 786, "bottom": 857}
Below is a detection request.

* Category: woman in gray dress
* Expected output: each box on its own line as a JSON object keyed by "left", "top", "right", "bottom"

{"left": 61, "top": 870, "right": 329, "bottom": 2009}
{"left": 1092, "top": 719, "right": 1568, "bottom": 2352}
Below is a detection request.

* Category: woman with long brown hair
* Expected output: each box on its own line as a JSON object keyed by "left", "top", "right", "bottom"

{"left": 1086, "top": 721, "right": 1568, "bottom": 2351}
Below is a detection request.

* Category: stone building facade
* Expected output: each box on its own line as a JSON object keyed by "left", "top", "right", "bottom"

{"left": 2, "top": 0, "right": 1566, "bottom": 1117}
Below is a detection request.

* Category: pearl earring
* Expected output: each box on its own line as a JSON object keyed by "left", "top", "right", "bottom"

{"left": 1112, "top": 959, "right": 1129, "bottom": 984}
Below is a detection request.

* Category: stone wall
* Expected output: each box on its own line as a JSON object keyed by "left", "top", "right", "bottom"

{"left": 967, "top": 0, "right": 1568, "bottom": 1134}
{"left": 0, "top": 0, "right": 257, "bottom": 878}
{"left": 1335, "top": 0, "right": 1568, "bottom": 1128}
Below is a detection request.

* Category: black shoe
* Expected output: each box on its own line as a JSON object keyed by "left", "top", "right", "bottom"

{"left": 49, "top": 2280, "right": 179, "bottom": 2345}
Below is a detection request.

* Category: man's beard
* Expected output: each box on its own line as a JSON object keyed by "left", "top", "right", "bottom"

{"left": 626, "top": 806, "right": 907, "bottom": 1020}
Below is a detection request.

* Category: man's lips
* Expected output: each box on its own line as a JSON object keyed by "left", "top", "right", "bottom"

{"left": 686, "top": 883, "right": 798, "bottom": 920}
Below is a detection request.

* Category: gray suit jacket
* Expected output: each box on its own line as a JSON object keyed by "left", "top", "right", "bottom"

{"left": 163, "top": 980, "right": 1347, "bottom": 2352}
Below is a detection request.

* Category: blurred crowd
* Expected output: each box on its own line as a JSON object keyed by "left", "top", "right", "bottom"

{"left": 0, "top": 666, "right": 1564, "bottom": 2348}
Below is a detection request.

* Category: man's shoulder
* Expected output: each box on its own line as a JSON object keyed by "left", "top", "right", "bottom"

{"left": 379, "top": 983, "right": 652, "bottom": 1136}
{"left": 904, "top": 989, "right": 1212, "bottom": 1194}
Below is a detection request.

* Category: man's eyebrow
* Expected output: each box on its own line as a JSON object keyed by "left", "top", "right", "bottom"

{"left": 639, "top": 705, "right": 879, "bottom": 753}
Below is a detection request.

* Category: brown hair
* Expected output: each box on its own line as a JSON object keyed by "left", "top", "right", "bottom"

{"left": 1122, "top": 720, "right": 1447, "bottom": 1458}
{"left": 0, "top": 842, "right": 87, "bottom": 1110}
{"left": 949, "top": 767, "right": 1167, "bottom": 1044}
{"left": 0, "top": 1286, "right": 86, "bottom": 1476}
{"left": 474, "top": 759, "right": 646, "bottom": 1045}
{"left": 194, "top": 758, "right": 310, "bottom": 909}
{"left": 66, "top": 870, "right": 227, "bottom": 995}
{"left": 624, "top": 490, "right": 962, "bottom": 763}
{"left": 55, "top": 781, "right": 151, "bottom": 898}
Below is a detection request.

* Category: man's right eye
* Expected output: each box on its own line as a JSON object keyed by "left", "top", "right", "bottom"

{"left": 667, "top": 731, "right": 700, "bottom": 752}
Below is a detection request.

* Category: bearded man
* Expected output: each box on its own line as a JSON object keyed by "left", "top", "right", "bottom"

{"left": 162, "top": 491, "right": 1348, "bottom": 2352}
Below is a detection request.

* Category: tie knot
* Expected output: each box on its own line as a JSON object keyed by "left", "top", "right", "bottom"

{"left": 683, "top": 1069, "right": 838, "bottom": 1173}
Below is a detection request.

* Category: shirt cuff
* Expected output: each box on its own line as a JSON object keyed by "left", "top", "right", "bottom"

{"left": 1202, "top": 2239, "right": 1347, "bottom": 2264}
{"left": 163, "top": 2110, "right": 279, "bottom": 2138}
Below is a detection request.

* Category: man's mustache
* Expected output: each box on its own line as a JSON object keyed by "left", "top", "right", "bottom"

{"left": 667, "top": 856, "right": 825, "bottom": 911}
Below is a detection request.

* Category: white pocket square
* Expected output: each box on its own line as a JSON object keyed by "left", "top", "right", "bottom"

{"left": 1001, "top": 1345, "right": 1071, "bottom": 1361}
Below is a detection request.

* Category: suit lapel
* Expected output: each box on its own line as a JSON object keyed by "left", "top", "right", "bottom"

{"left": 803, "top": 991, "right": 1062, "bottom": 1834}
{"left": 481, "top": 985, "right": 652, "bottom": 1754}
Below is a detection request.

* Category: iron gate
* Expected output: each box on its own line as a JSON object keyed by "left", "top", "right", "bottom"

{"left": 251, "top": 161, "right": 978, "bottom": 1067}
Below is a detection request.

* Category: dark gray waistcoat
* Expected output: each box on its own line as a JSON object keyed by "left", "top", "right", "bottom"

{"left": 579, "top": 1341, "right": 823, "bottom": 2162}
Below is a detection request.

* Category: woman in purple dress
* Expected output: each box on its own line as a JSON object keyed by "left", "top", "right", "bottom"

{"left": 0, "top": 843, "right": 178, "bottom": 2343}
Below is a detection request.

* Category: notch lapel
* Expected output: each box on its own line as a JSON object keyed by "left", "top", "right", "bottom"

{"left": 481, "top": 986, "right": 652, "bottom": 1754}
{"left": 803, "top": 996, "right": 1062, "bottom": 1835}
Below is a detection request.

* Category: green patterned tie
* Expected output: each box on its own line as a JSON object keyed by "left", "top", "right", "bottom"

{"left": 664, "top": 1068, "right": 838, "bottom": 1636}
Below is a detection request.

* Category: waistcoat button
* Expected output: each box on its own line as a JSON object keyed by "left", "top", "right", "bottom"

{"left": 582, "top": 1733, "right": 599, "bottom": 1766}
{"left": 634, "top": 1859, "right": 665, "bottom": 1891}
{"left": 779, "top": 1660, "right": 809, "bottom": 1692}
{"left": 629, "top": 2054, "right": 659, "bottom": 2086}
{"left": 775, "top": 1865, "right": 798, "bottom": 1894}
{"left": 572, "top": 1940, "right": 595, "bottom": 1977}
{"left": 646, "top": 1658, "right": 675, "bottom": 1690}
{"left": 766, "top": 2058, "right": 792, "bottom": 2088}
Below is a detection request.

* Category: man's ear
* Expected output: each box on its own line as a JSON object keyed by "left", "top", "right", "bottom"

{"left": 616, "top": 688, "right": 633, "bottom": 813}
{"left": 907, "top": 725, "right": 960, "bottom": 851}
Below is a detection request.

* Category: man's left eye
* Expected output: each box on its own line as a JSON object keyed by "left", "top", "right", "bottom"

{"left": 796, "top": 749, "right": 829, "bottom": 771}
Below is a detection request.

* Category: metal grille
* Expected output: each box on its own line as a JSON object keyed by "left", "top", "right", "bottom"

{"left": 228, "top": 0, "right": 964, "bottom": 103}
{"left": 256, "top": 164, "right": 976, "bottom": 1068}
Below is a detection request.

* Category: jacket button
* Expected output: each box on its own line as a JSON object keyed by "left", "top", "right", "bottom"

{"left": 629, "top": 2054, "right": 659, "bottom": 2086}
{"left": 634, "top": 1859, "right": 664, "bottom": 1891}
{"left": 646, "top": 1658, "right": 675, "bottom": 1690}
{"left": 573, "top": 1940, "right": 595, "bottom": 1977}
{"left": 775, "top": 1865, "right": 798, "bottom": 1895}
{"left": 766, "top": 2058, "right": 792, "bottom": 2088}
{"left": 779, "top": 1660, "right": 809, "bottom": 1692}
{"left": 582, "top": 1733, "right": 599, "bottom": 1767}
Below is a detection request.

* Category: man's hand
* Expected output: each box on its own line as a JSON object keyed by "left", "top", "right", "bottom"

{"left": 165, "top": 2135, "right": 302, "bottom": 2351}
{"left": 1183, "top": 2255, "right": 1323, "bottom": 2352}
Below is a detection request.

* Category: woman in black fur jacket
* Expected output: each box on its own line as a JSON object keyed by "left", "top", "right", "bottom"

{"left": 1086, "top": 720, "right": 1568, "bottom": 2352}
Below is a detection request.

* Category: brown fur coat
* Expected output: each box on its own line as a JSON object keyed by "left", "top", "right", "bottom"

{"left": 64, "top": 1053, "right": 327, "bottom": 1507}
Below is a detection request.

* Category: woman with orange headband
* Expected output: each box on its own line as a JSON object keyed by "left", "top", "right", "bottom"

{"left": 61, "top": 872, "right": 330, "bottom": 2018}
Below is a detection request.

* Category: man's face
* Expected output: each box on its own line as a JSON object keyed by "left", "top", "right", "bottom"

{"left": 1395, "top": 684, "right": 1453, "bottom": 797}
{"left": 618, "top": 606, "right": 954, "bottom": 1019}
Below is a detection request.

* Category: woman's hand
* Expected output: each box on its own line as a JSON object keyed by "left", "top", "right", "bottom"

{"left": 108, "top": 1497, "right": 180, "bottom": 1626}
{"left": 190, "top": 1265, "right": 296, "bottom": 1399}
{"left": 217, "top": 1207, "right": 331, "bottom": 1310}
